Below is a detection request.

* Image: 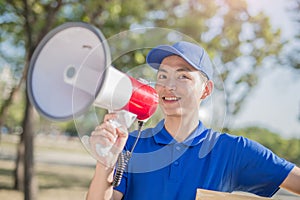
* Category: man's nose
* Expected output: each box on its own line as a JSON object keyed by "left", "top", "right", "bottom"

{"left": 164, "top": 78, "right": 176, "bottom": 90}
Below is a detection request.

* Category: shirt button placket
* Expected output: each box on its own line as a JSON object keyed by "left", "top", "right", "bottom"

{"left": 169, "top": 144, "right": 184, "bottom": 182}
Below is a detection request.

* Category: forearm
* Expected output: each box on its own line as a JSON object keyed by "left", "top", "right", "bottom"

{"left": 280, "top": 166, "right": 300, "bottom": 195}
{"left": 86, "top": 162, "right": 115, "bottom": 200}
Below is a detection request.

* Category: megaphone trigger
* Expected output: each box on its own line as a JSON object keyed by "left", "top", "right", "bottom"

{"left": 108, "top": 110, "right": 137, "bottom": 130}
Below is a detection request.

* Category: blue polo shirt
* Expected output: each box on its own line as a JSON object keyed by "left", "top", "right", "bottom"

{"left": 114, "top": 120, "right": 294, "bottom": 200}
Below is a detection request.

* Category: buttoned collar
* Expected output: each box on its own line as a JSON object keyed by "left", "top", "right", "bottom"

{"left": 152, "top": 119, "right": 210, "bottom": 146}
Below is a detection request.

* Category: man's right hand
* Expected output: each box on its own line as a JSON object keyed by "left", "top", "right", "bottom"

{"left": 89, "top": 113, "right": 129, "bottom": 168}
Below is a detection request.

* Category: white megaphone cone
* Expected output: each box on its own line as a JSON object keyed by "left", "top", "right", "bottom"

{"left": 27, "top": 22, "right": 158, "bottom": 167}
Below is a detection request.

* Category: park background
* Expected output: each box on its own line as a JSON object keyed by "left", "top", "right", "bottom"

{"left": 0, "top": 0, "right": 300, "bottom": 199}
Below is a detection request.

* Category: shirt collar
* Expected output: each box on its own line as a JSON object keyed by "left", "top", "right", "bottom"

{"left": 153, "top": 120, "right": 210, "bottom": 146}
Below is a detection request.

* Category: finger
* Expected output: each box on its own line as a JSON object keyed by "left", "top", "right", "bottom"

{"left": 90, "top": 133, "right": 110, "bottom": 147}
{"left": 103, "top": 113, "right": 117, "bottom": 122}
{"left": 94, "top": 122, "right": 117, "bottom": 135}
{"left": 92, "top": 126, "right": 102, "bottom": 135}
{"left": 101, "top": 129, "right": 117, "bottom": 143}
{"left": 114, "top": 126, "right": 129, "bottom": 150}
{"left": 116, "top": 126, "right": 128, "bottom": 137}
{"left": 102, "top": 121, "right": 118, "bottom": 137}
{"left": 92, "top": 128, "right": 117, "bottom": 143}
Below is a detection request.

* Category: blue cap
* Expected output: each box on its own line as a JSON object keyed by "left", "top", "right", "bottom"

{"left": 146, "top": 41, "right": 213, "bottom": 80}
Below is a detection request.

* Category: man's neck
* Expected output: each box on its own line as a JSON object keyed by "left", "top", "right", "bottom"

{"left": 164, "top": 115, "right": 199, "bottom": 142}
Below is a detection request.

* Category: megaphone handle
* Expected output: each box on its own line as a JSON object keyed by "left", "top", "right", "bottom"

{"left": 108, "top": 119, "right": 125, "bottom": 132}
{"left": 108, "top": 110, "right": 137, "bottom": 131}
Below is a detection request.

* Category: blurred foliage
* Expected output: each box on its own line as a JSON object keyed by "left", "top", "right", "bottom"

{"left": 283, "top": 0, "right": 300, "bottom": 70}
{"left": 0, "top": 0, "right": 290, "bottom": 135}
{"left": 230, "top": 126, "right": 300, "bottom": 166}
{"left": 0, "top": 78, "right": 24, "bottom": 130}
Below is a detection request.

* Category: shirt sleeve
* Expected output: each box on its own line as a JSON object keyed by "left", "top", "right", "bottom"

{"left": 233, "top": 136, "right": 295, "bottom": 197}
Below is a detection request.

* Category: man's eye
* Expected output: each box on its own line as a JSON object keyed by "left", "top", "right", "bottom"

{"left": 178, "top": 74, "right": 189, "bottom": 79}
{"left": 158, "top": 74, "right": 167, "bottom": 79}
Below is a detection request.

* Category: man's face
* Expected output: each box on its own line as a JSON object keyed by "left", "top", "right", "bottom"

{"left": 155, "top": 55, "right": 207, "bottom": 117}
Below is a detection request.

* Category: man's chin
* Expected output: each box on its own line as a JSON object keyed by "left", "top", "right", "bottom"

{"left": 163, "top": 110, "right": 183, "bottom": 118}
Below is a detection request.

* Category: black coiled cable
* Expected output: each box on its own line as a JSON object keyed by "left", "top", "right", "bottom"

{"left": 112, "top": 121, "right": 144, "bottom": 187}
{"left": 112, "top": 150, "right": 131, "bottom": 187}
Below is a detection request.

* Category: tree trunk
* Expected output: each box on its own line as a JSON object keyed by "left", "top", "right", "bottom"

{"left": 14, "top": 131, "right": 25, "bottom": 191}
{"left": 14, "top": 92, "right": 38, "bottom": 199}
{"left": 23, "top": 95, "right": 38, "bottom": 200}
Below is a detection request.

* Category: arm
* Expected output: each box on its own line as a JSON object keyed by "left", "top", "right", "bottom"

{"left": 86, "top": 114, "right": 127, "bottom": 200}
{"left": 280, "top": 166, "right": 300, "bottom": 195}
{"left": 86, "top": 162, "right": 123, "bottom": 200}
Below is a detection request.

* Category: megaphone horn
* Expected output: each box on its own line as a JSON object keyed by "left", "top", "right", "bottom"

{"left": 27, "top": 22, "right": 158, "bottom": 125}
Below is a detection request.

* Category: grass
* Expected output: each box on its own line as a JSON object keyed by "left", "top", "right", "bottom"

{"left": 0, "top": 134, "right": 96, "bottom": 200}
{"left": 0, "top": 160, "right": 95, "bottom": 200}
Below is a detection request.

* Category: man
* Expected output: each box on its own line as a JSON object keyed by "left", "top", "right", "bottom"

{"left": 86, "top": 41, "right": 300, "bottom": 200}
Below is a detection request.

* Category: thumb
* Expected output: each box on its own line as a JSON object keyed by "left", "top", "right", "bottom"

{"left": 114, "top": 126, "right": 128, "bottom": 151}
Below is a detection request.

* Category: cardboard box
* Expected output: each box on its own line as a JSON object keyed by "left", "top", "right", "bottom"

{"left": 196, "top": 189, "right": 271, "bottom": 200}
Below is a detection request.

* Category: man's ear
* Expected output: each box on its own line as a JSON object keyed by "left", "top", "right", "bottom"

{"left": 201, "top": 80, "right": 214, "bottom": 99}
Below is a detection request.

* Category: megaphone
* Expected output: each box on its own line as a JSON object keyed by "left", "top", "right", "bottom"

{"left": 27, "top": 22, "right": 159, "bottom": 166}
{"left": 27, "top": 22, "right": 158, "bottom": 123}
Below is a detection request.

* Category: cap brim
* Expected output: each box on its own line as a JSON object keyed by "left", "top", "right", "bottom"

{"left": 146, "top": 45, "right": 202, "bottom": 73}
{"left": 146, "top": 44, "right": 212, "bottom": 80}
{"left": 146, "top": 45, "right": 185, "bottom": 69}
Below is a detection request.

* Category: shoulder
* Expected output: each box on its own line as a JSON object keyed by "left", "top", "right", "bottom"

{"left": 216, "top": 132, "right": 248, "bottom": 147}
{"left": 219, "top": 133, "right": 293, "bottom": 168}
{"left": 218, "top": 132, "right": 261, "bottom": 148}
{"left": 211, "top": 132, "right": 273, "bottom": 159}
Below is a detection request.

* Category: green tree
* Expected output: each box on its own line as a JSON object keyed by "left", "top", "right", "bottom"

{"left": 230, "top": 126, "right": 300, "bottom": 166}
{"left": 284, "top": 139, "right": 300, "bottom": 165}
{"left": 284, "top": 0, "right": 300, "bottom": 70}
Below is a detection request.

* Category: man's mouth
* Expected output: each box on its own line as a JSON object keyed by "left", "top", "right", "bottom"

{"left": 162, "top": 96, "right": 181, "bottom": 101}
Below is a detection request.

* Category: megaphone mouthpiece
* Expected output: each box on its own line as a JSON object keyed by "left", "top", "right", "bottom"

{"left": 92, "top": 67, "right": 158, "bottom": 121}
{"left": 123, "top": 76, "right": 158, "bottom": 120}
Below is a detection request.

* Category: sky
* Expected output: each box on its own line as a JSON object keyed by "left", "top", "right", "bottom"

{"left": 232, "top": 0, "right": 300, "bottom": 138}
